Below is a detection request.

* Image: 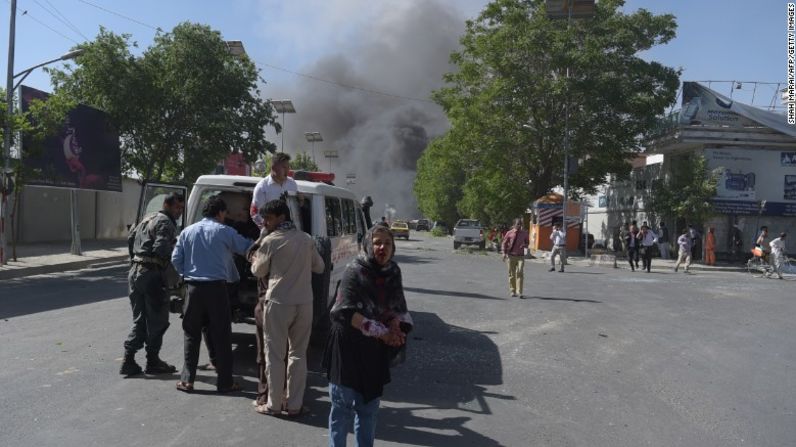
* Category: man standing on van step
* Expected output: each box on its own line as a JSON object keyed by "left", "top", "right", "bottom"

{"left": 251, "top": 199, "right": 325, "bottom": 416}
{"left": 121, "top": 192, "right": 185, "bottom": 376}
{"left": 250, "top": 152, "right": 298, "bottom": 229}
{"left": 172, "top": 196, "right": 254, "bottom": 393}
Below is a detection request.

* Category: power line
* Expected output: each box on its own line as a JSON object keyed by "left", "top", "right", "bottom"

{"left": 15, "top": 6, "right": 82, "bottom": 44}
{"left": 32, "top": 0, "right": 89, "bottom": 41}
{"left": 25, "top": 0, "right": 437, "bottom": 105}
{"left": 42, "top": 0, "right": 89, "bottom": 40}
{"left": 256, "top": 60, "right": 436, "bottom": 104}
{"left": 75, "top": 0, "right": 161, "bottom": 32}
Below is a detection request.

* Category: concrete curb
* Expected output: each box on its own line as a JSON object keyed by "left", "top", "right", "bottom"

{"left": 528, "top": 251, "right": 748, "bottom": 273}
{"left": 0, "top": 255, "right": 128, "bottom": 281}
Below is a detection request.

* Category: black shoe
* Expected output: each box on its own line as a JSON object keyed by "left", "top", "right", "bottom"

{"left": 548, "top": 267, "right": 555, "bottom": 272}
{"left": 145, "top": 357, "right": 178, "bottom": 375}
{"left": 120, "top": 355, "right": 143, "bottom": 376}
{"left": 559, "top": 269, "right": 564, "bottom": 272}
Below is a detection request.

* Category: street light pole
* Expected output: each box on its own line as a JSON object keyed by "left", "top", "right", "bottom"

{"left": 272, "top": 100, "right": 295, "bottom": 153}
{"left": 1, "top": 0, "right": 17, "bottom": 265}
{"left": 304, "top": 132, "right": 323, "bottom": 165}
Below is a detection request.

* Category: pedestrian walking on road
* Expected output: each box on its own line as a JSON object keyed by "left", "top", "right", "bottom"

{"left": 689, "top": 225, "right": 701, "bottom": 261}
{"left": 674, "top": 228, "right": 693, "bottom": 273}
{"left": 769, "top": 233, "right": 787, "bottom": 279}
{"left": 637, "top": 225, "right": 658, "bottom": 273}
{"left": 549, "top": 222, "right": 567, "bottom": 273}
{"left": 323, "top": 225, "right": 412, "bottom": 447}
{"left": 250, "top": 200, "right": 325, "bottom": 417}
{"left": 705, "top": 227, "right": 717, "bottom": 266}
{"left": 172, "top": 196, "right": 253, "bottom": 393}
{"left": 625, "top": 221, "right": 640, "bottom": 271}
{"left": 657, "top": 221, "right": 670, "bottom": 259}
{"left": 502, "top": 219, "right": 529, "bottom": 297}
{"left": 120, "top": 192, "right": 185, "bottom": 377}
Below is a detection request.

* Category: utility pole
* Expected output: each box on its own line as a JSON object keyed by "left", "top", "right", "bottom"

{"left": 1, "top": 0, "right": 17, "bottom": 265}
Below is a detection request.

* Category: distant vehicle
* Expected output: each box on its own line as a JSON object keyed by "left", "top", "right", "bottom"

{"left": 416, "top": 219, "right": 430, "bottom": 231}
{"left": 390, "top": 220, "right": 410, "bottom": 240}
{"left": 453, "top": 219, "right": 485, "bottom": 250}
{"left": 408, "top": 219, "right": 419, "bottom": 230}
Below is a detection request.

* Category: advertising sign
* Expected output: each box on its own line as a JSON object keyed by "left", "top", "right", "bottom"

{"left": 21, "top": 86, "right": 122, "bottom": 192}
{"left": 680, "top": 82, "right": 796, "bottom": 137}
{"left": 705, "top": 147, "right": 796, "bottom": 215}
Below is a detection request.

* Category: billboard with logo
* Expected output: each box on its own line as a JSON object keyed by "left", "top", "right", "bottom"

{"left": 706, "top": 147, "right": 796, "bottom": 216}
{"left": 20, "top": 86, "right": 122, "bottom": 192}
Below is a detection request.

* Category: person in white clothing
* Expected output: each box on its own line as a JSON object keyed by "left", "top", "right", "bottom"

{"left": 636, "top": 225, "right": 658, "bottom": 273}
{"left": 769, "top": 233, "right": 787, "bottom": 279}
{"left": 549, "top": 223, "right": 566, "bottom": 272}
{"left": 250, "top": 153, "right": 299, "bottom": 228}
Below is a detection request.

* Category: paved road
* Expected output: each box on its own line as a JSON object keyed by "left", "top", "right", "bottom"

{"left": 1, "top": 233, "right": 794, "bottom": 447}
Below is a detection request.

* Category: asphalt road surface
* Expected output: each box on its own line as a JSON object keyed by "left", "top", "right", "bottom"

{"left": 1, "top": 233, "right": 794, "bottom": 447}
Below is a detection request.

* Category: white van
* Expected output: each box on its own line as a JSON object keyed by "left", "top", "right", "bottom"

{"left": 137, "top": 172, "right": 368, "bottom": 343}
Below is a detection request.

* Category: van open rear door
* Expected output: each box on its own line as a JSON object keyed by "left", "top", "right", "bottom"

{"left": 136, "top": 181, "right": 189, "bottom": 230}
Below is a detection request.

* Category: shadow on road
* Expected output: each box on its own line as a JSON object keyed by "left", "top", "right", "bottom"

{"left": 393, "top": 253, "right": 435, "bottom": 265}
{"left": 294, "top": 311, "right": 508, "bottom": 446}
{"left": 525, "top": 295, "right": 601, "bottom": 304}
{"left": 404, "top": 286, "right": 503, "bottom": 301}
{"left": 0, "top": 265, "right": 128, "bottom": 319}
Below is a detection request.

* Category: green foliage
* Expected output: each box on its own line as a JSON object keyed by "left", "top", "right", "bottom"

{"left": 292, "top": 152, "right": 320, "bottom": 172}
{"left": 251, "top": 151, "right": 319, "bottom": 177}
{"left": 415, "top": 0, "right": 679, "bottom": 226}
{"left": 431, "top": 226, "right": 448, "bottom": 237}
{"left": 47, "top": 23, "right": 279, "bottom": 184}
{"left": 647, "top": 153, "right": 719, "bottom": 224}
{"left": 413, "top": 133, "right": 464, "bottom": 225}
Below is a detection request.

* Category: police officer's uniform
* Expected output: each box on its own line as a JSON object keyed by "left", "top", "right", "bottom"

{"left": 121, "top": 210, "right": 180, "bottom": 376}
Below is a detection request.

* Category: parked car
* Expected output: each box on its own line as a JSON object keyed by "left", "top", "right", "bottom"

{"left": 453, "top": 219, "right": 485, "bottom": 250}
{"left": 408, "top": 219, "right": 419, "bottom": 230}
{"left": 390, "top": 220, "right": 410, "bottom": 240}
{"left": 416, "top": 219, "right": 431, "bottom": 231}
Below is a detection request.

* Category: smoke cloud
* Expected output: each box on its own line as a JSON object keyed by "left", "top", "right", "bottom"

{"left": 263, "top": 1, "right": 476, "bottom": 219}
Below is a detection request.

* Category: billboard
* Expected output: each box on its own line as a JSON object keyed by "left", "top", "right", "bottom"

{"left": 705, "top": 147, "right": 796, "bottom": 215}
{"left": 20, "top": 86, "right": 122, "bottom": 192}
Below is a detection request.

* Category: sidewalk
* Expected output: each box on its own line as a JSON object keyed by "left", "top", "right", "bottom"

{"left": 0, "top": 239, "right": 128, "bottom": 281}
{"left": 530, "top": 250, "right": 748, "bottom": 273}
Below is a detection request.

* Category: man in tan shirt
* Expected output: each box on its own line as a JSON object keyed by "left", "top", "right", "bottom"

{"left": 251, "top": 199, "right": 324, "bottom": 416}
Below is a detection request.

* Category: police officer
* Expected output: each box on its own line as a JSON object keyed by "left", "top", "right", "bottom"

{"left": 120, "top": 192, "right": 185, "bottom": 376}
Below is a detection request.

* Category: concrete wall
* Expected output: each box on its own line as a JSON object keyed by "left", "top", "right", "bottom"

{"left": 14, "top": 178, "right": 142, "bottom": 243}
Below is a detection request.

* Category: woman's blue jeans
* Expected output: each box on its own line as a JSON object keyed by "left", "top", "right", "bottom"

{"left": 328, "top": 383, "right": 380, "bottom": 447}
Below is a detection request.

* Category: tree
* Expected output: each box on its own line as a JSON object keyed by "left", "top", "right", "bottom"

{"left": 413, "top": 133, "right": 465, "bottom": 225}
{"left": 251, "top": 151, "right": 320, "bottom": 177}
{"left": 647, "top": 153, "right": 720, "bottom": 225}
{"left": 416, "top": 0, "right": 680, "bottom": 223}
{"left": 48, "top": 23, "right": 280, "bottom": 184}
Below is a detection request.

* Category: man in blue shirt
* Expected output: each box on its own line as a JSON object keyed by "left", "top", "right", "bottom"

{"left": 172, "top": 196, "right": 253, "bottom": 393}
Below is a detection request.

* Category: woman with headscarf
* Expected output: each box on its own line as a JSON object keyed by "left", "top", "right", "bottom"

{"left": 323, "top": 225, "right": 413, "bottom": 447}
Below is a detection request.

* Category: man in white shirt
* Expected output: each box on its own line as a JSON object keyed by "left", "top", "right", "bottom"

{"left": 637, "top": 224, "right": 658, "bottom": 273}
{"left": 769, "top": 232, "right": 787, "bottom": 279}
{"left": 549, "top": 223, "right": 566, "bottom": 272}
{"left": 250, "top": 152, "right": 298, "bottom": 228}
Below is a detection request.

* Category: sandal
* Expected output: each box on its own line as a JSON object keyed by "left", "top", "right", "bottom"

{"left": 286, "top": 406, "right": 310, "bottom": 418}
{"left": 217, "top": 381, "right": 241, "bottom": 393}
{"left": 254, "top": 404, "right": 280, "bottom": 416}
{"left": 175, "top": 381, "right": 194, "bottom": 393}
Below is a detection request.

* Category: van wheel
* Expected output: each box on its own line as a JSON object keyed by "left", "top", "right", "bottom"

{"left": 453, "top": 241, "right": 461, "bottom": 249}
{"left": 479, "top": 241, "right": 486, "bottom": 250}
